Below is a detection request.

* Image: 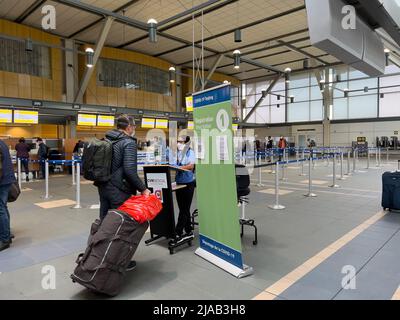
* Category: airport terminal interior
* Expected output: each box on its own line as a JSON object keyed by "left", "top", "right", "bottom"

{"left": 2, "top": 0, "right": 400, "bottom": 301}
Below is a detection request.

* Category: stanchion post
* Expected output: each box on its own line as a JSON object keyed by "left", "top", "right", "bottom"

{"left": 330, "top": 153, "right": 340, "bottom": 188}
{"left": 346, "top": 150, "right": 351, "bottom": 176}
{"left": 43, "top": 160, "right": 50, "bottom": 199}
{"left": 378, "top": 147, "right": 381, "bottom": 167}
{"left": 72, "top": 160, "right": 76, "bottom": 185}
{"left": 305, "top": 156, "right": 317, "bottom": 197}
{"left": 353, "top": 149, "right": 356, "bottom": 172}
{"left": 387, "top": 147, "right": 389, "bottom": 163}
{"left": 257, "top": 166, "right": 265, "bottom": 187}
{"left": 73, "top": 162, "right": 82, "bottom": 209}
{"left": 367, "top": 148, "right": 370, "bottom": 169}
{"left": 280, "top": 160, "right": 288, "bottom": 181}
{"left": 17, "top": 158, "right": 22, "bottom": 189}
{"left": 269, "top": 162, "right": 285, "bottom": 210}
{"left": 339, "top": 152, "right": 345, "bottom": 180}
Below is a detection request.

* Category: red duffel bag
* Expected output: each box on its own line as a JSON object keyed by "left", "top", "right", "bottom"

{"left": 117, "top": 194, "right": 163, "bottom": 224}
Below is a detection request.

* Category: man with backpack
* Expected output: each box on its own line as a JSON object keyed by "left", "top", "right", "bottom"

{"left": 83, "top": 115, "right": 150, "bottom": 271}
{"left": 37, "top": 138, "right": 49, "bottom": 179}
{"left": 0, "top": 138, "right": 16, "bottom": 252}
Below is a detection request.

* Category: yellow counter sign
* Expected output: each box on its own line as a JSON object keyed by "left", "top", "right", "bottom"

{"left": 0, "top": 109, "right": 12, "bottom": 123}
{"left": 186, "top": 96, "right": 193, "bottom": 112}
{"left": 97, "top": 115, "right": 115, "bottom": 127}
{"left": 141, "top": 118, "right": 155, "bottom": 128}
{"left": 14, "top": 110, "right": 38, "bottom": 124}
{"left": 187, "top": 120, "right": 194, "bottom": 130}
{"left": 78, "top": 114, "right": 97, "bottom": 126}
{"left": 156, "top": 119, "right": 168, "bottom": 129}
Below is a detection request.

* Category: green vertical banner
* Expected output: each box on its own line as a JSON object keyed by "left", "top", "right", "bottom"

{"left": 193, "top": 84, "right": 253, "bottom": 278}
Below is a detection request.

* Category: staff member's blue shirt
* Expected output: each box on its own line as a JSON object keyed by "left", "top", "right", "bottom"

{"left": 173, "top": 148, "right": 195, "bottom": 184}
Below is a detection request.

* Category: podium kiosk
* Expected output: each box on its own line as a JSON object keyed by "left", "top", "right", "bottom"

{"left": 143, "top": 165, "right": 193, "bottom": 254}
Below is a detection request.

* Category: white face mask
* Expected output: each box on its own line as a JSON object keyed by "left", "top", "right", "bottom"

{"left": 177, "top": 143, "right": 185, "bottom": 151}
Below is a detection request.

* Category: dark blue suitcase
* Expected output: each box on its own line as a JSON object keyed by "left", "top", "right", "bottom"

{"left": 382, "top": 171, "right": 400, "bottom": 211}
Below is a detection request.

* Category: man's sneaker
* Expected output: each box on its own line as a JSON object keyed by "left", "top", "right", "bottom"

{"left": 0, "top": 241, "right": 10, "bottom": 252}
{"left": 126, "top": 261, "right": 137, "bottom": 272}
{"left": 168, "top": 234, "right": 181, "bottom": 246}
{"left": 172, "top": 232, "right": 194, "bottom": 246}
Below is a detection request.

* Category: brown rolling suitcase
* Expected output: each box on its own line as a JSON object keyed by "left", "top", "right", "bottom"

{"left": 71, "top": 210, "right": 148, "bottom": 296}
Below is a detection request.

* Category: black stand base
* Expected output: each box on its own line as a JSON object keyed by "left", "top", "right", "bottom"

{"left": 168, "top": 237, "right": 194, "bottom": 255}
{"left": 145, "top": 234, "right": 164, "bottom": 245}
{"left": 240, "top": 219, "right": 258, "bottom": 245}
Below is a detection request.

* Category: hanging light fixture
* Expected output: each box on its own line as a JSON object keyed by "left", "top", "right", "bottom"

{"left": 85, "top": 48, "right": 94, "bottom": 68}
{"left": 147, "top": 18, "right": 158, "bottom": 43}
{"left": 285, "top": 67, "right": 291, "bottom": 83}
{"left": 234, "top": 1, "right": 241, "bottom": 43}
{"left": 234, "top": 29, "right": 242, "bottom": 43}
{"left": 364, "top": 86, "right": 369, "bottom": 93}
{"left": 303, "top": 58, "right": 310, "bottom": 69}
{"left": 385, "top": 48, "right": 390, "bottom": 67}
{"left": 233, "top": 50, "right": 241, "bottom": 69}
{"left": 169, "top": 67, "right": 176, "bottom": 83}
{"left": 344, "top": 88, "right": 349, "bottom": 98}
{"left": 290, "top": 95, "right": 295, "bottom": 103}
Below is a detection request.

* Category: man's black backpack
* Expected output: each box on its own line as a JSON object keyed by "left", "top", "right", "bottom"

{"left": 82, "top": 138, "right": 114, "bottom": 183}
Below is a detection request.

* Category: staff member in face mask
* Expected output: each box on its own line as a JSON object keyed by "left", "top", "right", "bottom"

{"left": 170, "top": 136, "right": 196, "bottom": 245}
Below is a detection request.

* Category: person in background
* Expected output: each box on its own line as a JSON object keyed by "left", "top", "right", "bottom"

{"left": 266, "top": 136, "right": 274, "bottom": 162}
{"left": 0, "top": 138, "right": 16, "bottom": 252}
{"left": 73, "top": 140, "right": 84, "bottom": 157}
{"left": 255, "top": 140, "right": 261, "bottom": 163}
{"left": 37, "top": 138, "right": 49, "bottom": 179}
{"left": 15, "top": 137, "right": 31, "bottom": 182}
{"left": 307, "top": 138, "right": 316, "bottom": 159}
{"left": 96, "top": 115, "right": 151, "bottom": 271}
{"left": 169, "top": 136, "right": 195, "bottom": 245}
{"left": 278, "top": 136, "right": 287, "bottom": 161}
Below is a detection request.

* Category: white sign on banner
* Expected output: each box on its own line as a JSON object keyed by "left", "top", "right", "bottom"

{"left": 147, "top": 173, "right": 168, "bottom": 189}
{"left": 195, "top": 138, "right": 205, "bottom": 160}
{"left": 216, "top": 135, "right": 229, "bottom": 161}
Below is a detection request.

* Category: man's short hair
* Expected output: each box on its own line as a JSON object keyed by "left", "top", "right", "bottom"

{"left": 116, "top": 115, "right": 135, "bottom": 130}
{"left": 37, "top": 137, "right": 43, "bottom": 142}
{"left": 19, "top": 137, "right": 25, "bottom": 143}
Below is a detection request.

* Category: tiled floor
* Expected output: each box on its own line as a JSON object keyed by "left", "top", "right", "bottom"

{"left": 1, "top": 159, "right": 400, "bottom": 300}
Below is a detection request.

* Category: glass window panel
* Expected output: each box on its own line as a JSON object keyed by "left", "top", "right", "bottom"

{"left": 270, "top": 104, "right": 285, "bottom": 123}
{"left": 349, "top": 68, "right": 369, "bottom": 80}
{"left": 349, "top": 77, "right": 377, "bottom": 93}
{"left": 0, "top": 38, "right": 51, "bottom": 78}
{"left": 379, "top": 92, "right": 400, "bottom": 117}
{"left": 380, "top": 75, "right": 400, "bottom": 93}
{"left": 97, "top": 58, "right": 170, "bottom": 95}
{"left": 255, "top": 106, "right": 270, "bottom": 123}
{"left": 246, "top": 83, "right": 256, "bottom": 95}
{"left": 243, "top": 108, "right": 256, "bottom": 122}
{"left": 311, "top": 85, "right": 323, "bottom": 100}
{"left": 348, "top": 94, "right": 377, "bottom": 118}
{"left": 256, "top": 81, "right": 269, "bottom": 94}
{"left": 290, "top": 73, "right": 310, "bottom": 89}
{"left": 385, "top": 64, "right": 400, "bottom": 75}
{"left": 271, "top": 79, "right": 286, "bottom": 94}
{"left": 288, "top": 102, "right": 309, "bottom": 122}
{"left": 333, "top": 98, "right": 348, "bottom": 120}
{"left": 310, "top": 100, "right": 323, "bottom": 121}
{"left": 289, "top": 87, "right": 309, "bottom": 102}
